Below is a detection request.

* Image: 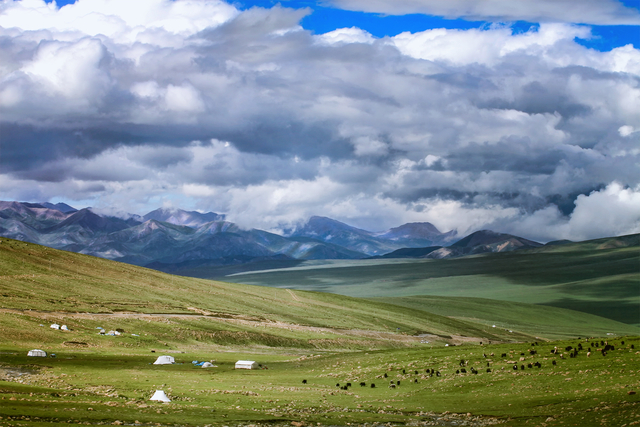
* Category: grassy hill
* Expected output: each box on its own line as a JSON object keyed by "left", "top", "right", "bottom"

{"left": 0, "top": 237, "right": 534, "bottom": 350}
{"left": 223, "top": 234, "right": 640, "bottom": 326}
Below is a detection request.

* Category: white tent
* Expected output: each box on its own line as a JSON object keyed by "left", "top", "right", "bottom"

{"left": 201, "top": 362, "right": 215, "bottom": 368}
{"left": 27, "top": 349, "right": 47, "bottom": 357}
{"left": 235, "top": 360, "right": 257, "bottom": 370}
{"left": 153, "top": 355, "right": 175, "bottom": 365}
{"left": 149, "top": 390, "right": 171, "bottom": 402}
{"left": 50, "top": 324, "right": 60, "bottom": 329}
{"left": 61, "top": 325, "right": 69, "bottom": 331}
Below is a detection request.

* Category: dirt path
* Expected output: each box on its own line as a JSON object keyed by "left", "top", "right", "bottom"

{"left": 286, "top": 289, "right": 301, "bottom": 302}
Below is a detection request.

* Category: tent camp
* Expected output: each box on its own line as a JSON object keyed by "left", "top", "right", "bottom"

{"left": 27, "top": 349, "right": 47, "bottom": 357}
{"left": 150, "top": 390, "right": 171, "bottom": 402}
{"left": 153, "top": 355, "right": 175, "bottom": 365}
{"left": 235, "top": 360, "right": 258, "bottom": 370}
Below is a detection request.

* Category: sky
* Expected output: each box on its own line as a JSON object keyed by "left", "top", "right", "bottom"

{"left": 0, "top": 0, "right": 639, "bottom": 242}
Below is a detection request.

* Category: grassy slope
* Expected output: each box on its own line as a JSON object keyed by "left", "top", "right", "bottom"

{"left": 369, "top": 295, "right": 639, "bottom": 340}
{"left": 0, "top": 238, "right": 542, "bottom": 348}
{"left": 223, "top": 237, "right": 640, "bottom": 326}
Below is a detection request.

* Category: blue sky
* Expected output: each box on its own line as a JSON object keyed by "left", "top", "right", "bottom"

{"left": 4, "top": 0, "right": 640, "bottom": 241}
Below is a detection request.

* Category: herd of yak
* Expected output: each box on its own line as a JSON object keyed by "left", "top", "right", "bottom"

{"left": 301, "top": 338, "right": 633, "bottom": 391}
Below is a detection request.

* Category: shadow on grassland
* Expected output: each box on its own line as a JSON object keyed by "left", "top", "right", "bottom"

{"left": 541, "top": 299, "right": 640, "bottom": 326}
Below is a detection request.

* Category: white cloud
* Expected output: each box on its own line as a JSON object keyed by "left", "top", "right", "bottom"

{"left": 390, "top": 24, "right": 591, "bottom": 66}
{"left": 164, "top": 83, "right": 205, "bottom": 113}
{"left": 619, "top": 125, "right": 636, "bottom": 137}
{"left": 315, "top": 27, "right": 375, "bottom": 45}
{"left": 500, "top": 182, "right": 640, "bottom": 242}
{"left": 329, "top": 0, "right": 640, "bottom": 25}
{"left": 0, "top": 0, "right": 238, "bottom": 43}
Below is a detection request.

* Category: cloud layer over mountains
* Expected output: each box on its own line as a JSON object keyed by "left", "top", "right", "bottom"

{"left": 1, "top": 0, "right": 639, "bottom": 242}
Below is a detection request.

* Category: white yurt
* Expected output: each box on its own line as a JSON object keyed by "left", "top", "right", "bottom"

{"left": 235, "top": 360, "right": 257, "bottom": 370}
{"left": 153, "top": 355, "right": 175, "bottom": 365}
{"left": 27, "top": 349, "right": 47, "bottom": 357}
{"left": 50, "top": 324, "right": 60, "bottom": 330}
{"left": 149, "top": 390, "right": 171, "bottom": 402}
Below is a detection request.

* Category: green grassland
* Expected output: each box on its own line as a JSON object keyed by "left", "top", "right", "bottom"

{"left": 1, "top": 337, "right": 639, "bottom": 427}
{"left": 223, "top": 236, "right": 640, "bottom": 326}
{"left": 1, "top": 237, "right": 640, "bottom": 426}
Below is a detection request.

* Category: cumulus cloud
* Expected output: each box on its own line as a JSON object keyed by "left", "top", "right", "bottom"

{"left": 499, "top": 183, "right": 640, "bottom": 242}
{"left": 1, "top": 0, "right": 639, "bottom": 241}
{"left": 328, "top": 0, "right": 640, "bottom": 25}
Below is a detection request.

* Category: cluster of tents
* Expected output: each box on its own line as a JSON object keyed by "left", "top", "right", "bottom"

{"left": 27, "top": 350, "right": 258, "bottom": 404}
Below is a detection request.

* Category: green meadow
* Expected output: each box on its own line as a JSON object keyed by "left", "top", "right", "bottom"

{"left": 222, "top": 235, "right": 640, "bottom": 326}
{"left": 1, "top": 237, "right": 639, "bottom": 426}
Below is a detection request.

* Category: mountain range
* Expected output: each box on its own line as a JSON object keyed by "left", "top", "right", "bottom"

{"left": 0, "top": 200, "right": 551, "bottom": 274}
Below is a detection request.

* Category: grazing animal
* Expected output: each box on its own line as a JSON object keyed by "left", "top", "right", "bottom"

{"left": 414, "top": 379, "right": 418, "bottom": 383}
{"left": 486, "top": 368, "right": 491, "bottom": 373}
{"left": 402, "top": 369, "right": 406, "bottom": 374}
{"left": 621, "top": 341, "right": 625, "bottom": 345}
{"left": 513, "top": 365, "right": 518, "bottom": 371}
{"left": 527, "top": 363, "right": 532, "bottom": 368}
{"left": 565, "top": 346, "right": 573, "bottom": 351}
{"left": 336, "top": 383, "right": 340, "bottom": 387}
{"left": 371, "top": 383, "right": 376, "bottom": 388}
{"left": 302, "top": 380, "right": 307, "bottom": 384}
{"left": 520, "top": 365, "right": 525, "bottom": 370}
{"left": 460, "top": 359, "right": 466, "bottom": 367}
{"left": 389, "top": 384, "right": 396, "bottom": 389}
{"left": 460, "top": 368, "right": 467, "bottom": 374}
{"left": 397, "top": 381, "right": 401, "bottom": 386}
{"left": 632, "top": 345, "right": 635, "bottom": 349}
{"left": 347, "top": 383, "right": 352, "bottom": 387}
{"left": 501, "top": 353, "right": 507, "bottom": 358}
{"left": 360, "top": 382, "right": 366, "bottom": 387}
{"left": 415, "top": 370, "right": 418, "bottom": 375}
{"left": 587, "top": 351, "right": 591, "bottom": 357}
{"left": 456, "top": 369, "right": 460, "bottom": 374}
{"left": 384, "top": 373, "right": 388, "bottom": 378}
{"left": 552, "top": 360, "right": 557, "bottom": 366}
{"left": 436, "top": 371, "right": 441, "bottom": 377}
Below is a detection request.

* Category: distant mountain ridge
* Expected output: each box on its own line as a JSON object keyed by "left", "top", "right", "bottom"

{"left": 0, "top": 200, "right": 570, "bottom": 273}
{"left": 2, "top": 201, "right": 452, "bottom": 269}
{"left": 288, "top": 216, "right": 457, "bottom": 256}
